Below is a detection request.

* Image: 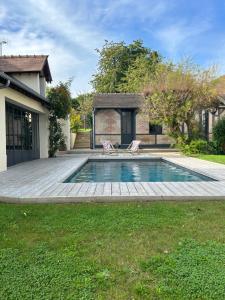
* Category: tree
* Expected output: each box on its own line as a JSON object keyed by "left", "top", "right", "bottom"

{"left": 70, "top": 109, "right": 82, "bottom": 133}
{"left": 142, "top": 60, "right": 220, "bottom": 142}
{"left": 72, "top": 93, "right": 93, "bottom": 129}
{"left": 119, "top": 53, "right": 160, "bottom": 92}
{"left": 213, "top": 117, "right": 225, "bottom": 152}
{"left": 48, "top": 81, "right": 72, "bottom": 119}
{"left": 91, "top": 40, "right": 161, "bottom": 93}
{"left": 47, "top": 80, "right": 72, "bottom": 157}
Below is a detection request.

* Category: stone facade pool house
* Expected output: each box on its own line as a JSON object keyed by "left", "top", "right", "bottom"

{"left": 92, "top": 93, "right": 225, "bottom": 148}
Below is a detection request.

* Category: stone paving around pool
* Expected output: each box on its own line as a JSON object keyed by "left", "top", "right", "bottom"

{"left": 1, "top": 153, "right": 225, "bottom": 203}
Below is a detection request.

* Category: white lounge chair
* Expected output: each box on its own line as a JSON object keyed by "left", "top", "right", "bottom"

{"left": 101, "top": 140, "right": 118, "bottom": 155}
{"left": 127, "top": 140, "right": 141, "bottom": 154}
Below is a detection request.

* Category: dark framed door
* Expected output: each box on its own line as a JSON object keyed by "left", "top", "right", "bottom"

{"left": 121, "top": 109, "right": 135, "bottom": 145}
{"left": 6, "top": 102, "right": 40, "bottom": 167}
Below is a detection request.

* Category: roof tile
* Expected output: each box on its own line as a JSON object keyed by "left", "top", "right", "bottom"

{"left": 0, "top": 55, "right": 52, "bottom": 82}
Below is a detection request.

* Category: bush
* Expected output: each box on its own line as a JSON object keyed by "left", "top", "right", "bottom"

{"left": 70, "top": 111, "right": 81, "bottom": 133}
{"left": 177, "top": 138, "right": 210, "bottom": 155}
{"left": 47, "top": 80, "right": 72, "bottom": 157}
{"left": 48, "top": 115, "right": 66, "bottom": 157}
{"left": 188, "top": 139, "right": 209, "bottom": 154}
{"left": 213, "top": 117, "right": 225, "bottom": 153}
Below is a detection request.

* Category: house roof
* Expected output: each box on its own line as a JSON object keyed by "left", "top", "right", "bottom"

{"left": 93, "top": 93, "right": 144, "bottom": 108}
{"left": 0, "top": 72, "right": 49, "bottom": 107}
{"left": 0, "top": 55, "right": 52, "bottom": 83}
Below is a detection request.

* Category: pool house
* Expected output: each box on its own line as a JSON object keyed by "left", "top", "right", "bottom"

{"left": 92, "top": 93, "right": 173, "bottom": 148}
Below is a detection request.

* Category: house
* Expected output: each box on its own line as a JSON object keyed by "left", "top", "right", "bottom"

{"left": 92, "top": 93, "right": 173, "bottom": 148}
{"left": 0, "top": 55, "right": 51, "bottom": 171}
{"left": 92, "top": 93, "right": 225, "bottom": 148}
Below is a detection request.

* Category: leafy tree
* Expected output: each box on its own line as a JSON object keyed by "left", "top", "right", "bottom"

{"left": 142, "top": 60, "right": 219, "bottom": 142}
{"left": 70, "top": 109, "right": 82, "bottom": 133}
{"left": 119, "top": 53, "right": 161, "bottom": 92}
{"left": 48, "top": 115, "right": 66, "bottom": 157}
{"left": 213, "top": 117, "right": 225, "bottom": 153}
{"left": 91, "top": 40, "right": 161, "bottom": 93}
{"left": 47, "top": 80, "right": 72, "bottom": 157}
{"left": 72, "top": 93, "right": 93, "bottom": 129}
{"left": 48, "top": 81, "right": 72, "bottom": 119}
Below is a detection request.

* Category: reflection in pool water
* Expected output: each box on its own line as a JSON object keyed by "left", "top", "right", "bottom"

{"left": 65, "top": 160, "right": 213, "bottom": 183}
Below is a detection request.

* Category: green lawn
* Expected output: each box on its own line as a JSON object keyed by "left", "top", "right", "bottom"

{"left": 1, "top": 202, "right": 225, "bottom": 299}
{"left": 196, "top": 154, "right": 225, "bottom": 164}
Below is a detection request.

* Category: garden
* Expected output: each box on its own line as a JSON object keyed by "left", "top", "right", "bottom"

{"left": 46, "top": 40, "right": 225, "bottom": 159}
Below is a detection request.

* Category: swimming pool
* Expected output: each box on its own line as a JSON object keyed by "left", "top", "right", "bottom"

{"left": 65, "top": 159, "right": 214, "bottom": 183}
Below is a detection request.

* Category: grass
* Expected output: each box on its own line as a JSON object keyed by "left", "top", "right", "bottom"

{"left": 1, "top": 202, "right": 225, "bottom": 299}
{"left": 196, "top": 154, "right": 225, "bottom": 164}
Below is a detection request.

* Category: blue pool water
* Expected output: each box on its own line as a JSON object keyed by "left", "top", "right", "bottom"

{"left": 65, "top": 159, "right": 213, "bottom": 183}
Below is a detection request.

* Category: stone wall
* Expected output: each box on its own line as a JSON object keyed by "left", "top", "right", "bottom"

{"left": 136, "top": 113, "right": 149, "bottom": 134}
{"left": 136, "top": 134, "right": 155, "bottom": 144}
{"left": 95, "top": 109, "right": 121, "bottom": 134}
{"left": 95, "top": 134, "right": 121, "bottom": 145}
{"left": 94, "top": 109, "right": 173, "bottom": 146}
{"left": 95, "top": 109, "right": 121, "bottom": 144}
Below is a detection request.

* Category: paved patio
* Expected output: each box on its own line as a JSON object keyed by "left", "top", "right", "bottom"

{"left": 1, "top": 153, "right": 225, "bottom": 203}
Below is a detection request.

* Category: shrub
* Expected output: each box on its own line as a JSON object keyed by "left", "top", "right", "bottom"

{"left": 177, "top": 138, "right": 210, "bottom": 155}
{"left": 47, "top": 80, "right": 72, "bottom": 157}
{"left": 48, "top": 115, "right": 66, "bottom": 157}
{"left": 213, "top": 117, "right": 225, "bottom": 153}
{"left": 208, "top": 140, "right": 221, "bottom": 154}
{"left": 70, "top": 111, "right": 81, "bottom": 133}
{"left": 188, "top": 139, "right": 209, "bottom": 154}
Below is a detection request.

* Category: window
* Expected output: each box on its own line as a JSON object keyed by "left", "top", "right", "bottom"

{"left": 6, "top": 105, "right": 34, "bottom": 150}
{"left": 149, "top": 123, "right": 162, "bottom": 135}
{"left": 6, "top": 102, "right": 40, "bottom": 167}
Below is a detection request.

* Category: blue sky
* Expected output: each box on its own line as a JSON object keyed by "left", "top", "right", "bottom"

{"left": 0, "top": 0, "right": 225, "bottom": 96}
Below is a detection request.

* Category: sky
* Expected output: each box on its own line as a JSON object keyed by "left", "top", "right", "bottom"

{"left": 0, "top": 0, "right": 225, "bottom": 96}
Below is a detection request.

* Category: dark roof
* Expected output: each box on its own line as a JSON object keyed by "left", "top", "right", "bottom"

{"left": 0, "top": 55, "right": 52, "bottom": 82}
{"left": 0, "top": 72, "right": 49, "bottom": 107}
{"left": 93, "top": 93, "right": 144, "bottom": 108}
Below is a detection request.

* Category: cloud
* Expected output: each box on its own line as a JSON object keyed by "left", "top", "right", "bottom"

{"left": 0, "top": 0, "right": 225, "bottom": 94}
{"left": 154, "top": 20, "right": 212, "bottom": 58}
{"left": 99, "top": 0, "right": 169, "bottom": 26}
{"left": 0, "top": 0, "right": 107, "bottom": 95}
{"left": 0, "top": 5, "right": 7, "bottom": 22}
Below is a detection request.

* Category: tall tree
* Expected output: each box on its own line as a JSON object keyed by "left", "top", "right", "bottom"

{"left": 91, "top": 40, "right": 161, "bottom": 93}
{"left": 47, "top": 80, "right": 72, "bottom": 157}
{"left": 119, "top": 53, "right": 160, "bottom": 92}
{"left": 142, "top": 61, "right": 219, "bottom": 142}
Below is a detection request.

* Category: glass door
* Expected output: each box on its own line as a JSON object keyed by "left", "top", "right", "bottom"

{"left": 121, "top": 109, "right": 135, "bottom": 145}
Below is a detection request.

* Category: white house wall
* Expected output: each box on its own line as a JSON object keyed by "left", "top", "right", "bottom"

{"left": 59, "top": 117, "right": 71, "bottom": 150}
{"left": 0, "top": 87, "right": 49, "bottom": 172}
{"left": 12, "top": 73, "right": 40, "bottom": 94}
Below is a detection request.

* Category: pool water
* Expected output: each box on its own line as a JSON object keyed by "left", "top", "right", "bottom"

{"left": 65, "top": 159, "right": 213, "bottom": 183}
